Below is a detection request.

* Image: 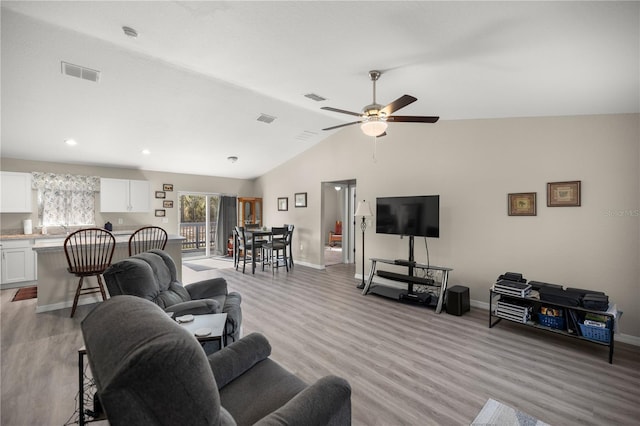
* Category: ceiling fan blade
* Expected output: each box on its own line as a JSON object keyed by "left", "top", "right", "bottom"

{"left": 321, "top": 106, "right": 362, "bottom": 117}
{"left": 380, "top": 95, "right": 417, "bottom": 116}
{"left": 387, "top": 115, "right": 440, "bottom": 123}
{"left": 322, "top": 121, "right": 362, "bottom": 131}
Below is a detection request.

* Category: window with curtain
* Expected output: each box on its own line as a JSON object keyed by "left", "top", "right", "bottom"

{"left": 32, "top": 172, "right": 100, "bottom": 226}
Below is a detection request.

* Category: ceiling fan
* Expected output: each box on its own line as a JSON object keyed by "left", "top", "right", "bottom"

{"left": 321, "top": 70, "right": 439, "bottom": 137}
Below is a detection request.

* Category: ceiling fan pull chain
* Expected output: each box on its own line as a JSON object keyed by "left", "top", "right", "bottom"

{"left": 372, "top": 136, "right": 378, "bottom": 163}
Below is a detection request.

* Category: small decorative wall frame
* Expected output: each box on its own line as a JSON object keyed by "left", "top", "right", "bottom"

{"left": 547, "top": 181, "right": 581, "bottom": 207}
{"left": 163, "top": 184, "right": 174, "bottom": 191}
{"left": 155, "top": 191, "right": 166, "bottom": 199}
{"left": 294, "top": 192, "right": 307, "bottom": 208}
{"left": 155, "top": 209, "right": 166, "bottom": 217}
{"left": 277, "top": 197, "right": 288, "bottom": 211}
{"left": 163, "top": 200, "right": 173, "bottom": 208}
{"left": 508, "top": 192, "right": 536, "bottom": 216}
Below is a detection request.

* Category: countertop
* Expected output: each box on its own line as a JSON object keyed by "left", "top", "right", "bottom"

{"left": 0, "top": 230, "right": 138, "bottom": 241}
{"left": 32, "top": 233, "right": 184, "bottom": 252}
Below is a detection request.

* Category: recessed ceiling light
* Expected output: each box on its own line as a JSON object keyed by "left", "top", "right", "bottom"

{"left": 227, "top": 156, "right": 238, "bottom": 163}
{"left": 141, "top": 149, "right": 151, "bottom": 155}
{"left": 64, "top": 139, "right": 77, "bottom": 146}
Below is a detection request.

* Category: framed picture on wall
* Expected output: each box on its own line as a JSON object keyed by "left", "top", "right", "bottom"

{"left": 163, "top": 200, "right": 173, "bottom": 208}
{"left": 277, "top": 197, "right": 288, "bottom": 211}
{"left": 155, "top": 191, "right": 166, "bottom": 199}
{"left": 155, "top": 209, "right": 166, "bottom": 217}
{"left": 547, "top": 181, "right": 581, "bottom": 207}
{"left": 163, "top": 184, "right": 174, "bottom": 192}
{"left": 508, "top": 192, "right": 536, "bottom": 216}
{"left": 294, "top": 192, "right": 307, "bottom": 208}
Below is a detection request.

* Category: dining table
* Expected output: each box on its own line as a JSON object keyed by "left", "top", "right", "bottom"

{"left": 247, "top": 229, "right": 272, "bottom": 274}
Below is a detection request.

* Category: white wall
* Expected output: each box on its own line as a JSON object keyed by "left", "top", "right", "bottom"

{"left": 256, "top": 114, "right": 640, "bottom": 338}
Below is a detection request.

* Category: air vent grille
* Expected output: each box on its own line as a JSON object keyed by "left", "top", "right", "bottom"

{"left": 304, "top": 93, "right": 326, "bottom": 102}
{"left": 257, "top": 113, "right": 276, "bottom": 124}
{"left": 61, "top": 61, "right": 100, "bottom": 83}
{"left": 295, "top": 130, "right": 318, "bottom": 141}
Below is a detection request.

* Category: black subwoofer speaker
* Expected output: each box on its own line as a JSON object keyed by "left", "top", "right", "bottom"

{"left": 446, "top": 285, "right": 470, "bottom": 316}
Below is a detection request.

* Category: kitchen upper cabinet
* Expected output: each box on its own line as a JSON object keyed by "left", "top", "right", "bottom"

{"left": 0, "top": 240, "right": 36, "bottom": 286}
{"left": 100, "top": 178, "right": 150, "bottom": 212}
{"left": 0, "top": 172, "right": 32, "bottom": 213}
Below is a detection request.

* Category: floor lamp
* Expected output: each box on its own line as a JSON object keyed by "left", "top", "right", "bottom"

{"left": 354, "top": 200, "right": 373, "bottom": 289}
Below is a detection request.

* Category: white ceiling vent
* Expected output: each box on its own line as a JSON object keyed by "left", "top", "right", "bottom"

{"left": 295, "top": 130, "right": 318, "bottom": 141}
{"left": 61, "top": 61, "right": 100, "bottom": 83}
{"left": 304, "top": 93, "right": 326, "bottom": 102}
{"left": 257, "top": 113, "right": 276, "bottom": 124}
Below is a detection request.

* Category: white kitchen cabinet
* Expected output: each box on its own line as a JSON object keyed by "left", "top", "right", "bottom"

{"left": 0, "top": 240, "right": 37, "bottom": 286}
{"left": 100, "top": 178, "right": 150, "bottom": 212}
{"left": 0, "top": 172, "right": 32, "bottom": 213}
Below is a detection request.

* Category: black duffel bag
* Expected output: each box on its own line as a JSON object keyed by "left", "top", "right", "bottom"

{"left": 538, "top": 287, "right": 582, "bottom": 306}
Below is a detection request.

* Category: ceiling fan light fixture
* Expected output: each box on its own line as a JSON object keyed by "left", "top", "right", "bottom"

{"left": 361, "top": 119, "right": 388, "bottom": 137}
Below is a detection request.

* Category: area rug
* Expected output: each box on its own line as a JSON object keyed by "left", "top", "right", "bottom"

{"left": 12, "top": 286, "right": 37, "bottom": 302}
{"left": 472, "top": 398, "right": 550, "bottom": 426}
{"left": 183, "top": 263, "right": 216, "bottom": 272}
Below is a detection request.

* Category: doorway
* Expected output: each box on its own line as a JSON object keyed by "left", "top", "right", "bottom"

{"left": 321, "top": 180, "right": 356, "bottom": 266}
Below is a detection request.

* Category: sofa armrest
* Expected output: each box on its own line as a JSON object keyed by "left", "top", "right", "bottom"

{"left": 207, "top": 332, "right": 271, "bottom": 389}
{"left": 222, "top": 292, "right": 242, "bottom": 342}
{"left": 186, "top": 277, "right": 228, "bottom": 300}
{"left": 168, "top": 299, "right": 221, "bottom": 316}
{"left": 254, "top": 375, "right": 351, "bottom": 426}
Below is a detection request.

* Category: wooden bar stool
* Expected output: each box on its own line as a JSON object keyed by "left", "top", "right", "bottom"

{"left": 63, "top": 228, "right": 115, "bottom": 317}
{"left": 128, "top": 226, "right": 168, "bottom": 255}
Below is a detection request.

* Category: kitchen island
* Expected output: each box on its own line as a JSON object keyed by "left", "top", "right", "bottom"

{"left": 32, "top": 233, "right": 184, "bottom": 313}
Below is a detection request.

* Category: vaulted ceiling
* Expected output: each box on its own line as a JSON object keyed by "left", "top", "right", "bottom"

{"left": 1, "top": 1, "right": 638, "bottom": 178}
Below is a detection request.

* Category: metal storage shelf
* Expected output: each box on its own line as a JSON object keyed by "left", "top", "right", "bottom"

{"left": 489, "top": 288, "right": 618, "bottom": 363}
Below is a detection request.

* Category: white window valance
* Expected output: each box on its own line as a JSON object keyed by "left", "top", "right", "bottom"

{"left": 31, "top": 172, "right": 100, "bottom": 192}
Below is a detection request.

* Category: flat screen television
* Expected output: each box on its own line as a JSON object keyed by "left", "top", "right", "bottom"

{"left": 376, "top": 195, "right": 439, "bottom": 238}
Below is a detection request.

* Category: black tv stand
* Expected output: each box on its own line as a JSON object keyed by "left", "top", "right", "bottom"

{"left": 362, "top": 237, "right": 453, "bottom": 313}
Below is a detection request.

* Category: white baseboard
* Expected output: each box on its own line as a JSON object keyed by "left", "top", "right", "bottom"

{"left": 36, "top": 295, "right": 102, "bottom": 313}
{"left": 296, "top": 260, "right": 324, "bottom": 270}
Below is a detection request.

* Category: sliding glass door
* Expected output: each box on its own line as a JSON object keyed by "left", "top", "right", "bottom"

{"left": 178, "top": 192, "right": 237, "bottom": 259}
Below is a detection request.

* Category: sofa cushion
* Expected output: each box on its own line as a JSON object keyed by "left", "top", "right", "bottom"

{"left": 219, "top": 358, "right": 307, "bottom": 425}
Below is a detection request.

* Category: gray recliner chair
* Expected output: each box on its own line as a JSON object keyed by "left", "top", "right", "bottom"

{"left": 103, "top": 249, "right": 241, "bottom": 343}
{"left": 81, "top": 295, "right": 352, "bottom": 426}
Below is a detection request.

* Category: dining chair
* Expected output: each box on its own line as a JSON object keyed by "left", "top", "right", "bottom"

{"left": 235, "top": 226, "right": 263, "bottom": 274}
{"left": 262, "top": 227, "right": 289, "bottom": 273}
{"left": 285, "top": 224, "right": 295, "bottom": 268}
{"left": 128, "top": 226, "right": 168, "bottom": 256}
{"left": 63, "top": 228, "right": 116, "bottom": 317}
{"left": 232, "top": 227, "right": 240, "bottom": 269}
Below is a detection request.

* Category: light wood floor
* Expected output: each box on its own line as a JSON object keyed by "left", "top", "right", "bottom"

{"left": 2, "top": 262, "right": 640, "bottom": 425}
